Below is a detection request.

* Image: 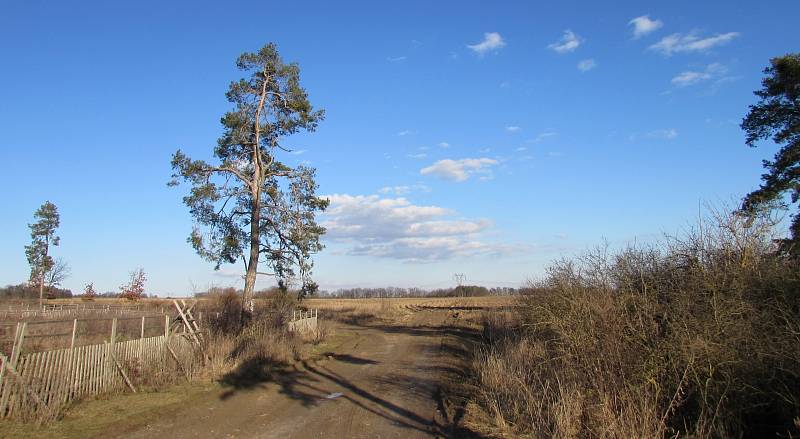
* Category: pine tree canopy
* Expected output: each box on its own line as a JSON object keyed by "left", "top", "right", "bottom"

{"left": 741, "top": 53, "right": 800, "bottom": 253}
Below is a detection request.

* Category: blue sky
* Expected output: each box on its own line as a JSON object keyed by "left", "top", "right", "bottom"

{"left": 1, "top": 1, "right": 797, "bottom": 295}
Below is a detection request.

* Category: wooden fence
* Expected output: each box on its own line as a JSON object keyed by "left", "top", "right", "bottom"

{"left": 0, "top": 318, "right": 198, "bottom": 420}
{"left": 0, "top": 305, "right": 318, "bottom": 420}
{"left": 288, "top": 309, "right": 318, "bottom": 334}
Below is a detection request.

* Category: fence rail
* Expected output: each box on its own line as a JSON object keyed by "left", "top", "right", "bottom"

{"left": 1, "top": 303, "right": 169, "bottom": 321}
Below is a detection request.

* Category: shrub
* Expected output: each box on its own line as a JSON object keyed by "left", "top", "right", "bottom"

{"left": 469, "top": 207, "right": 800, "bottom": 438}
{"left": 82, "top": 282, "right": 96, "bottom": 301}
{"left": 205, "top": 287, "right": 243, "bottom": 334}
{"left": 119, "top": 268, "right": 146, "bottom": 301}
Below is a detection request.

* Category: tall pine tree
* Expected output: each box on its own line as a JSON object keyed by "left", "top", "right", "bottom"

{"left": 170, "top": 43, "right": 327, "bottom": 321}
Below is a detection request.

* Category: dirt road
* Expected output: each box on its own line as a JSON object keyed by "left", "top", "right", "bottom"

{"left": 119, "top": 309, "right": 477, "bottom": 438}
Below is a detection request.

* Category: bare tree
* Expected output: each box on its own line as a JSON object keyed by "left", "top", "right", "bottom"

{"left": 83, "top": 282, "right": 97, "bottom": 301}
{"left": 45, "top": 257, "right": 71, "bottom": 289}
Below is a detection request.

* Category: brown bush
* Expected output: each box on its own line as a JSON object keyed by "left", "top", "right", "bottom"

{"left": 469, "top": 207, "right": 800, "bottom": 438}
{"left": 203, "top": 288, "right": 243, "bottom": 334}
{"left": 198, "top": 288, "right": 302, "bottom": 381}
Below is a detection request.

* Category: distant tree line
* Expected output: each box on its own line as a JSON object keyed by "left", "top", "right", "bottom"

{"left": 194, "top": 285, "right": 301, "bottom": 299}
{"left": 322, "top": 285, "right": 518, "bottom": 298}
{"left": 192, "top": 285, "right": 518, "bottom": 299}
{"left": 0, "top": 283, "right": 73, "bottom": 300}
{"left": 0, "top": 283, "right": 160, "bottom": 301}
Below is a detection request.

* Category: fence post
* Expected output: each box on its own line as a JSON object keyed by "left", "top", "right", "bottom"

{"left": 70, "top": 319, "right": 78, "bottom": 350}
{"left": 10, "top": 322, "right": 26, "bottom": 368}
{"left": 164, "top": 314, "right": 169, "bottom": 338}
{"left": 110, "top": 318, "right": 117, "bottom": 345}
{"left": 108, "top": 318, "right": 117, "bottom": 391}
{"left": 0, "top": 354, "right": 7, "bottom": 416}
{"left": 139, "top": 316, "right": 145, "bottom": 359}
{"left": 67, "top": 318, "right": 78, "bottom": 403}
{"left": 1, "top": 324, "right": 26, "bottom": 424}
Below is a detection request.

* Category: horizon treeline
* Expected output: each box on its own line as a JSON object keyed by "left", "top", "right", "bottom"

{"left": 194, "top": 284, "right": 518, "bottom": 299}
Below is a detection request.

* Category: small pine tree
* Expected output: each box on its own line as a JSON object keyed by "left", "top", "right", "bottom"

{"left": 25, "top": 201, "right": 60, "bottom": 307}
{"left": 119, "top": 269, "right": 146, "bottom": 301}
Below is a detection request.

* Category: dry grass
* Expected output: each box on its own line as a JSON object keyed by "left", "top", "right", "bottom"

{"left": 467, "top": 207, "right": 800, "bottom": 438}
{"left": 305, "top": 295, "right": 513, "bottom": 319}
{"left": 199, "top": 290, "right": 304, "bottom": 385}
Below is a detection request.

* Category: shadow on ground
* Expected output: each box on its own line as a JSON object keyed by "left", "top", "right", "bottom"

{"left": 217, "top": 312, "right": 486, "bottom": 438}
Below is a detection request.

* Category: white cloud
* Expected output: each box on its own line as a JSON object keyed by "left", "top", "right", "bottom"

{"left": 649, "top": 32, "right": 739, "bottom": 55}
{"left": 397, "top": 130, "right": 411, "bottom": 136}
{"left": 387, "top": 56, "right": 407, "bottom": 62}
{"left": 548, "top": 30, "right": 582, "bottom": 53}
{"left": 505, "top": 126, "right": 521, "bottom": 132}
{"left": 629, "top": 15, "right": 663, "bottom": 38}
{"left": 378, "top": 184, "right": 430, "bottom": 196}
{"left": 438, "top": 142, "right": 451, "bottom": 148}
{"left": 420, "top": 158, "right": 499, "bottom": 182}
{"left": 630, "top": 128, "right": 678, "bottom": 141}
{"left": 467, "top": 32, "right": 506, "bottom": 55}
{"left": 577, "top": 59, "right": 596, "bottom": 72}
{"left": 515, "top": 147, "right": 527, "bottom": 152}
{"left": 646, "top": 128, "right": 678, "bottom": 140}
{"left": 288, "top": 149, "right": 307, "bottom": 155}
{"left": 407, "top": 153, "right": 428, "bottom": 159}
{"left": 671, "top": 63, "right": 728, "bottom": 87}
{"left": 528, "top": 131, "right": 558, "bottom": 143}
{"left": 321, "top": 194, "right": 514, "bottom": 261}
{"left": 671, "top": 71, "right": 709, "bottom": 86}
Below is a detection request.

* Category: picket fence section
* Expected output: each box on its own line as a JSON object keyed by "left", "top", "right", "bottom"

{"left": 0, "top": 332, "right": 196, "bottom": 419}
{"left": 288, "top": 309, "right": 318, "bottom": 334}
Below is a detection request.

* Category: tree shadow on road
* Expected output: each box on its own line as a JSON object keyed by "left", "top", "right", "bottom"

{"left": 318, "top": 352, "right": 380, "bottom": 365}
{"left": 218, "top": 356, "right": 319, "bottom": 401}
{"left": 216, "top": 313, "right": 486, "bottom": 438}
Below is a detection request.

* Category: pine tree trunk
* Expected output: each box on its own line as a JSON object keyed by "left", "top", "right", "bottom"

{"left": 38, "top": 238, "right": 48, "bottom": 310}
{"left": 38, "top": 272, "right": 44, "bottom": 309}
{"left": 242, "top": 189, "right": 261, "bottom": 324}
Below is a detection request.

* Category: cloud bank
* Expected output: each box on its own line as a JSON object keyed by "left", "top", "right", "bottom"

{"left": 321, "top": 194, "right": 516, "bottom": 261}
